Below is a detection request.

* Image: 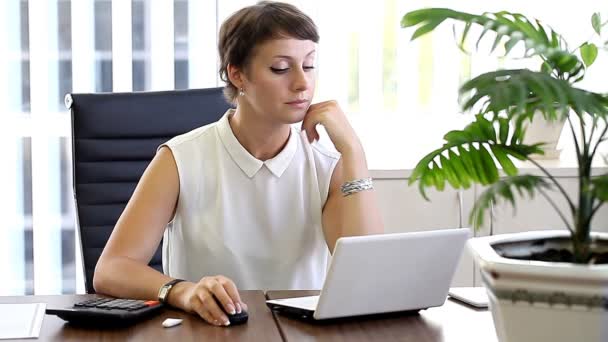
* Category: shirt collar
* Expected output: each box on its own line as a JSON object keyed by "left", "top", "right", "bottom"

{"left": 217, "top": 109, "right": 298, "bottom": 178}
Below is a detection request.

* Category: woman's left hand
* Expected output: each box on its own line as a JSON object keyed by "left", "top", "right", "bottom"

{"left": 301, "top": 100, "right": 361, "bottom": 154}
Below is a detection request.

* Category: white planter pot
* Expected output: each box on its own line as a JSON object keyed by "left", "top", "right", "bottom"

{"left": 522, "top": 115, "right": 566, "bottom": 160}
{"left": 468, "top": 230, "right": 608, "bottom": 342}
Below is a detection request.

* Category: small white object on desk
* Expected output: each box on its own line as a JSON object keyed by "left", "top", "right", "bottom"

{"left": 448, "top": 287, "right": 489, "bottom": 308}
{"left": 162, "top": 318, "right": 183, "bottom": 328}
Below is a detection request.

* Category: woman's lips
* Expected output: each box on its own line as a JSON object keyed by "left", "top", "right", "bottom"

{"left": 285, "top": 100, "right": 308, "bottom": 108}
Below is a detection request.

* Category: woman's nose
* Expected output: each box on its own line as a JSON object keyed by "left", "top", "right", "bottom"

{"left": 292, "top": 67, "right": 310, "bottom": 92}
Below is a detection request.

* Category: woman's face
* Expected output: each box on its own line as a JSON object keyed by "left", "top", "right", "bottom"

{"left": 237, "top": 37, "right": 317, "bottom": 124}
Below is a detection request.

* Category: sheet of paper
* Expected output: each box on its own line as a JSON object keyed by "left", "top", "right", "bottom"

{"left": 0, "top": 303, "right": 46, "bottom": 339}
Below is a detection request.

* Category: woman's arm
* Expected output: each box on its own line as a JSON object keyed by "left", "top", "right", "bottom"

{"left": 321, "top": 145, "right": 384, "bottom": 253}
{"left": 93, "top": 147, "right": 180, "bottom": 300}
{"left": 94, "top": 147, "right": 247, "bottom": 326}
{"left": 301, "top": 101, "right": 384, "bottom": 253}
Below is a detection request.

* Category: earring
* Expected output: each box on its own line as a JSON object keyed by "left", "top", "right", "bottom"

{"left": 239, "top": 88, "right": 245, "bottom": 96}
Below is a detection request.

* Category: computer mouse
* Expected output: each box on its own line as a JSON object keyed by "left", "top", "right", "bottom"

{"left": 226, "top": 309, "right": 249, "bottom": 326}
{"left": 215, "top": 297, "right": 249, "bottom": 326}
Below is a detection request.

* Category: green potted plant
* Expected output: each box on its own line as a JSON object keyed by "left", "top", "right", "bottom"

{"left": 402, "top": 8, "right": 608, "bottom": 342}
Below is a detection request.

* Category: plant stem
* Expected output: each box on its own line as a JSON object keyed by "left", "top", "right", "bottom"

{"left": 588, "top": 117, "right": 598, "bottom": 149}
{"left": 590, "top": 123, "right": 608, "bottom": 161}
{"left": 579, "top": 114, "right": 589, "bottom": 158}
{"left": 537, "top": 187, "right": 574, "bottom": 234}
{"left": 574, "top": 152, "right": 594, "bottom": 263}
{"left": 527, "top": 158, "right": 576, "bottom": 213}
{"left": 591, "top": 201, "right": 604, "bottom": 220}
{"left": 571, "top": 235, "right": 591, "bottom": 263}
{"left": 567, "top": 116, "right": 583, "bottom": 165}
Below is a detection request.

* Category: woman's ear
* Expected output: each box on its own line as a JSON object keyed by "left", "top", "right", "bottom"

{"left": 227, "top": 64, "right": 244, "bottom": 89}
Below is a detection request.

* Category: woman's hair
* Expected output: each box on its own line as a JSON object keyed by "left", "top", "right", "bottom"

{"left": 218, "top": 1, "right": 319, "bottom": 104}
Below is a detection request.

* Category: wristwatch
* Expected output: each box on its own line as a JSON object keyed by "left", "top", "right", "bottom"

{"left": 158, "top": 278, "right": 185, "bottom": 304}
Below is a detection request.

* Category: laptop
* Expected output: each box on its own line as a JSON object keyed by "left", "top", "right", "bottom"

{"left": 266, "top": 228, "right": 470, "bottom": 321}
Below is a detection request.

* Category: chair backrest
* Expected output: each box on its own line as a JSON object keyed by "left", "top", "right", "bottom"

{"left": 68, "top": 87, "right": 231, "bottom": 293}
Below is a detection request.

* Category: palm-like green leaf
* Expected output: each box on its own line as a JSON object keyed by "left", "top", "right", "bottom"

{"left": 592, "top": 174, "right": 608, "bottom": 201}
{"left": 401, "top": 8, "right": 583, "bottom": 79}
{"left": 470, "top": 175, "right": 552, "bottom": 228}
{"left": 460, "top": 69, "right": 608, "bottom": 121}
{"left": 408, "top": 114, "right": 544, "bottom": 199}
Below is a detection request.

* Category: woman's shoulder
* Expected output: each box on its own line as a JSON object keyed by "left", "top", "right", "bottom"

{"left": 165, "top": 121, "right": 220, "bottom": 149}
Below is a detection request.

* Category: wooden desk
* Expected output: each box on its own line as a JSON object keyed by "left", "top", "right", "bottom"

{"left": 266, "top": 290, "right": 497, "bottom": 342}
{"left": 0, "top": 291, "right": 282, "bottom": 342}
{"left": 1, "top": 290, "right": 497, "bottom": 341}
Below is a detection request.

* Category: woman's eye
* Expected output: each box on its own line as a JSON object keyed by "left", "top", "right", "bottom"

{"left": 270, "top": 67, "right": 289, "bottom": 74}
{"left": 270, "top": 66, "right": 315, "bottom": 74}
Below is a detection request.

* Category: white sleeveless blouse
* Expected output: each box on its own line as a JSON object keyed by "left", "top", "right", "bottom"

{"left": 160, "top": 109, "right": 340, "bottom": 290}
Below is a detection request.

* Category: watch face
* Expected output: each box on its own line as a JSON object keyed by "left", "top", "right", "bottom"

{"left": 159, "top": 286, "right": 169, "bottom": 301}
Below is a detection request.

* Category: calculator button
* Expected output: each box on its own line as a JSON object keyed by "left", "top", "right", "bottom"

{"left": 126, "top": 304, "right": 143, "bottom": 309}
{"left": 90, "top": 299, "right": 111, "bottom": 306}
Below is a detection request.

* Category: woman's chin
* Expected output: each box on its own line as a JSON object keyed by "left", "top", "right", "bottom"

{"left": 282, "top": 110, "right": 307, "bottom": 124}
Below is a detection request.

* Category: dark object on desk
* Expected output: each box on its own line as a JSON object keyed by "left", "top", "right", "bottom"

{"left": 214, "top": 295, "right": 249, "bottom": 326}
{"left": 226, "top": 310, "right": 249, "bottom": 326}
{"left": 46, "top": 297, "right": 164, "bottom": 328}
{"left": 67, "top": 87, "right": 231, "bottom": 294}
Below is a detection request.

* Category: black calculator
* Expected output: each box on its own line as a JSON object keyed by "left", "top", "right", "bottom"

{"left": 46, "top": 297, "right": 164, "bottom": 327}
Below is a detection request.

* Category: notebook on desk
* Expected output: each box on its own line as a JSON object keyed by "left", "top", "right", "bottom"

{"left": 266, "top": 228, "right": 470, "bottom": 321}
{"left": 0, "top": 303, "right": 46, "bottom": 339}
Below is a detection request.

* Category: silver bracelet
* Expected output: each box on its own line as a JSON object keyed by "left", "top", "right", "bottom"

{"left": 340, "top": 177, "right": 373, "bottom": 197}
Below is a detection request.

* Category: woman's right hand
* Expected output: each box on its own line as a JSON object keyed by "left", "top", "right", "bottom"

{"left": 173, "top": 275, "right": 248, "bottom": 326}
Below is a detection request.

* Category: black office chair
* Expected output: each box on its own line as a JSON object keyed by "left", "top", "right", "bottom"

{"left": 67, "top": 87, "right": 231, "bottom": 293}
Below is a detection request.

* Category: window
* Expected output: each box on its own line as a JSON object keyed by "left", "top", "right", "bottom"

{"left": 1, "top": 0, "right": 605, "bottom": 295}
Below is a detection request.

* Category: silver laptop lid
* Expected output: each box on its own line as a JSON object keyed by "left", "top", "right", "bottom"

{"left": 314, "top": 228, "right": 470, "bottom": 319}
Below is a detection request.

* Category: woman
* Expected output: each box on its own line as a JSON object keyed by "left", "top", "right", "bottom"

{"left": 94, "top": 1, "right": 383, "bottom": 327}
